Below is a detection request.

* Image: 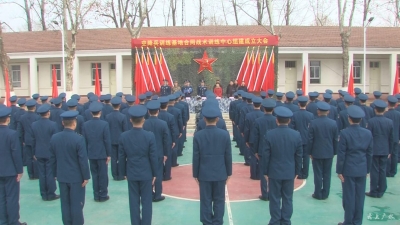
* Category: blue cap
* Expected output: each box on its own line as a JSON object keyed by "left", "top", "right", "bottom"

{"left": 60, "top": 111, "right": 79, "bottom": 120}
{"left": 344, "top": 95, "right": 355, "bottom": 103}
{"left": 297, "top": 96, "right": 309, "bottom": 103}
{"left": 159, "top": 97, "right": 169, "bottom": 104}
{"left": 323, "top": 93, "right": 332, "bottom": 100}
{"left": 145, "top": 91, "right": 153, "bottom": 97}
{"left": 146, "top": 100, "right": 160, "bottom": 110}
{"left": 71, "top": 94, "right": 80, "bottom": 100}
{"left": 168, "top": 95, "right": 176, "bottom": 101}
{"left": 17, "top": 98, "right": 26, "bottom": 105}
{"left": 396, "top": 94, "right": 400, "bottom": 100}
{"left": 59, "top": 93, "right": 66, "bottom": 98}
{"left": 252, "top": 97, "right": 262, "bottom": 104}
{"left": 388, "top": 96, "right": 398, "bottom": 104}
{"left": 296, "top": 90, "right": 303, "bottom": 96}
{"left": 9, "top": 96, "right": 17, "bottom": 102}
{"left": 354, "top": 88, "right": 362, "bottom": 94}
{"left": 267, "top": 89, "right": 275, "bottom": 95}
{"left": 309, "top": 92, "right": 318, "bottom": 97}
{"left": 52, "top": 97, "right": 62, "bottom": 105}
{"left": 338, "top": 90, "right": 344, "bottom": 96}
{"left": 139, "top": 94, "right": 146, "bottom": 100}
{"left": 32, "top": 93, "right": 40, "bottom": 99}
{"left": 274, "top": 106, "right": 293, "bottom": 118}
{"left": 276, "top": 92, "right": 283, "bottom": 97}
{"left": 233, "top": 92, "right": 238, "bottom": 97}
{"left": 26, "top": 99, "right": 37, "bottom": 107}
{"left": 40, "top": 96, "right": 49, "bottom": 101}
{"left": 116, "top": 92, "right": 123, "bottom": 97}
{"left": 373, "top": 99, "right": 387, "bottom": 108}
{"left": 104, "top": 94, "right": 112, "bottom": 101}
{"left": 373, "top": 91, "right": 382, "bottom": 97}
{"left": 347, "top": 105, "right": 365, "bottom": 119}
{"left": 260, "top": 91, "right": 267, "bottom": 98}
{"left": 202, "top": 105, "right": 220, "bottom": 119}
{"left": 207, "top": 93, "right": 216, "bottom": 99}
{"left": 37, "top": 104, "right": 51, "bottom": 114}
{"left": 205, "top": 90, "right": 213, "bottom": 96}
{"left": 89, "top": 95, "right": 99, "bottom": 102}
{"left": 89, "top": 102, "right": 103, "bottom": 112}
{"left": 128, "top": 105, "right": 147, "bottom": 118}
{"left": 111, "top": 97, "right": 122, "bottom": 105}
{"left": 87, "top": 92, "right": 94, "bottom": 97}
{"left": 100, "top": 95, "right": 106, "bottom": 101}
{"left": 0, "top": 107, "right": 12, "bottom": 118}
{"left": 126, "top": 95, "right": 136, "bottom": 103}
{"left": 358, "top": 94, "right": 368, "bottom": 101}
{"left": 262, "top": 99, "right": 276, "bottom": 108}
{"left": 151, "top": 95, "right": 159, "bottom": 100}
{"left": 317, "top": 101, "right": 330, "bottom": 111}
{"left": 325, "top": 89, "right": 333, "bottom": 94}
{"left": 285, "top": 91, "right": 295, "bottom": 99}
{"left": 237, "top": 90, "right": 243, "bottom": 96}
{"left": 66, "top": 99, "right": 78, "bottom": 107}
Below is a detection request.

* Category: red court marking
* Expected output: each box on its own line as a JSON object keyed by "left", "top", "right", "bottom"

{"left": 163, "top": 163, "right": 305, "bottom": 201}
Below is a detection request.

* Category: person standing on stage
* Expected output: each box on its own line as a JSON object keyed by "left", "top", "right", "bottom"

{"left": 119, "top": 105, "right": 157, "bottom": 225}
{"left": 193, "top": 104, "right": 232, "bottom": 225}
{"left": 213, "top": 83, "right": 223, "bottom": 98}
{"left": 49, "top": 111, "right": 90, "bottom": 225}
{"left": 238, "top": 80, "right": 248, "bottom": 92}
{"left": 182, "top": 80, "right": 194, "bottom": 98}
{"left": 198, "top": 80, "right": 207, "bottom": 97}
{"left": 160, "top": 79, "right": 172, "bottom": 96}
{"left": 226, "top": 80, "right": 237, "bottom": 98}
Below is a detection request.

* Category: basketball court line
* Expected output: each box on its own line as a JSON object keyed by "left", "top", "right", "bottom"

{"left": 225, "top": 185, "right": 234, "bottom": 225}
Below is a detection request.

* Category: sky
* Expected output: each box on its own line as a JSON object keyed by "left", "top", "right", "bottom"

{"left": 0, "top": 0, "right": 396, "bottom": 32}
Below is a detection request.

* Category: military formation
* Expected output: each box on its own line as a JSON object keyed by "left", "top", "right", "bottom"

{"left": 0, "top": 85, "right": 399, "bottom": 225}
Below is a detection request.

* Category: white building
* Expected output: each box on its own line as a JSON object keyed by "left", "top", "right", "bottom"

{"left": 1, "top": 26, "right": 399, "bottom": 97}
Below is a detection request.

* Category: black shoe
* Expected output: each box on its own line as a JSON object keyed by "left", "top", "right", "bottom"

{"left": 19, "top": 222, "right": 27, "bottom": 225}
{"left": 44, "top": 195, "right": 60, "bottom": 201}
{"left": 172, "top": 164, "right": 179, "bottom": 167}
{"left": 297, "top": 176, "right": 304, "bottom": 179}
{"left": 184, "top": 140, "right": 187, "bottom": 142}
{"left": 29, "top": 177, "right": 38, "bottom": 180}
{"left": 365, "top": 192, "right": 378, "bottom": 198}
{"left": 338, "top": 223, "right": 343, "bottom": 225}
{"left": 244, "top": 163, "right": 250, "bottom": 166}
{"left": 259, "top": 195, "right": 269, "bottom": 201}
{"left": 163, "top": 177, "right": 172, "bottom": 181}
{"left": 99, "top": 196, "right": 110, "bottom": 202}
{"left": 311, "top": 194, "right": 320, "bottom": 200}
{"left": 183, "top": 146, "right": 186, "bottom": 148}
{"left": 239, "top": 153, "right": 243, "bottom": 155}
{"left": 153, "top": 196, "right": 166, "bottom": 202}
{"left": 178, "top": 154, "right": 183, "bottom": 156}
{"left": 250, "top": 177, "right": 260, "bottom": 180}
{"left": 232, "top": 139, "right": 236, "bottom": 142}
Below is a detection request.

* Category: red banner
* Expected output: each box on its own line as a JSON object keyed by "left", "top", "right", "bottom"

{"left": 131, "top": 35, "right": 279, "bottom": 48}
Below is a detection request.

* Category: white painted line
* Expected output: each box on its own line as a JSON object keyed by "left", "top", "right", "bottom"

{"left": 294, "top": 179, "right": 307, "bottom": 191}
{"left": 225, "top": 185, "right": 234, "bottom": 225}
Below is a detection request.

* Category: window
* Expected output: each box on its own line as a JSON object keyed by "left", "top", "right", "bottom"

{"left": 110, "top": 63, "right": 116, "bottom": 70}
{"left": 370, "top": 62, "right": 380, "bottom": 68}
{"left": 91, "top": 63, "right": 102, "bottom": 90}
{"left": 11, "top": 65, "right": 21, "bottom": 87}
{"left": 309, "top": 61, "right": 320, "bottom": 84}
{"left": 50, "top": 64, "right": 62, "bottom": 86}
{"left": 285, "top": 61, "right": 296, "bottom": 68}
{"left": 353, "top": 61, "right": 361, "bottom": 84}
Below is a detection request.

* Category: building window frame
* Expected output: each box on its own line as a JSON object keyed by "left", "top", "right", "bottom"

{"left": 353, "top": 61, "right": 361, "bottom": 84}
{"left": 10, "top": 65, "right": 22, "bottom": 88}
{"left": 309, "top": 61, "right": 321, "bottom": 84}
{"left": 91, "top": 63, "right": 102, "bottom": 91}
{"left": 50, "top": 64, "right": 62, "bottom": 87}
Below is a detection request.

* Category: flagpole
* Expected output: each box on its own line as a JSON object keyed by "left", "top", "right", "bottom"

{"left": 141, "top": 47, "right": 156, "bottom": 91}
{"left": 260, "top": 46, "right": 274, "bottom": 89}
{"left": 147, "top": 47, "right": 161, "bottom": 90}
{"left": 154, "top": 47, "right": 166, "bottom": 80}
{"left": 236, "top": 46, "right": 249, "bottom": 81}
{"left": 136, "top": 48, "right": 149, "bottom": 91}
{"left": 3, "top": 69, "right": 11, "bottom": 107}
{"left": 160, "top": 47, "right": 174, "bottom": 84}
{"left": 253, "top": 46, "right": 267, "bottom": 91}
{"left": 248, "top": 46, "right": 260, "bottom": 91}
{"left": 242, "top": 47, "right": 255, "bottom": 84}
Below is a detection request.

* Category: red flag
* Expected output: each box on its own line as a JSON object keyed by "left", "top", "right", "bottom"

{"left": 261, "top": 49, "right": 275, "bottom": 91}
{"left": 140, "top": 52, "right": 150, "bottom": 92}
{"left": 134, "top": 52, "right": 147, "bottom": 98}
{"left": 154, "top": 48, "right": 166, "bottom": 84}
{"left": 253, "top": 47, "right": 267, "bottom": 91}
{"left": 160, "top": 48, "right": 173, "bottom": 85}
{"left": 393, "top": 66, "right": 399, "bottom": 95}
{"left": 236, "top": 49, "right": 249, "bottom": 83}
{"left": 248, "top": 47, "right": 260, "bottom": 92}
{"left": 94, "top": 63, "right": 101, "bottom": 97}
{"left": 242, "top": 49, "right": 254, "bottom": 87}
{"left": 142, "top": 49, "right": 155, "bottom": 92}
{"left": 347, "top": 64, "right": 354, "bottom": 97}
{"left": 302, "top": 65, "right": 307, "bottom": 94}
{"left": 3, "top": 69, "right": 11, "bottom": 107}
{"left": 147, "top": 50, "right": 161, "bottom": 92}
{"left": 51, "top": 65, "right": 59, "bottom": 99}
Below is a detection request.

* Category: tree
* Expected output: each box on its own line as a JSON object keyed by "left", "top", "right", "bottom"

{"left": 231, "top": 0, "right": 239, "bottom": 25}
{"left": 378, "top": 0, "right": 399, "bottom": 26}
{"left": 284, "top": 0, "right": 293, "bottom": 25}
{"left": 1, "top": 0, "right": 34, "bottom": 31}
{"left": 309, "top": 0, "right": 335, "bottom": 26}
{"left": 198, "top": 0, "right": 206, "bottom": 26}
{"left": 0, "top": 22, "right": 13, "bottom": 92}
{"left": 170, "top": 0, "right": 177, "bottom": 26}
{"left": 32, "top": 0, "right": 48, "bottom": 30}
{"left": 96, "top": 0, "right": 139, "bottom": 28}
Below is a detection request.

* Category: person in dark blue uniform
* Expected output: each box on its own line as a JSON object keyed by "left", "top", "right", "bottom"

{"left": 244, "top": 97, "right": 264, "bottom": 179}
{"left": 13, "top": 99, "right": 26, "bottom": 153}
{"left": 106, "top": 97, "right": 129, "bottom": 181}
{"left": 49, "top": 111, "right": 90, "bottom": 225}
{"left": 174, "top": 94, "right": 186, "bottom": 157}
{"left": 250, "top": 98, "right": 277, "bottom": 201}
{"left": 336, "top": 90, "right": 345, "bottom": 110}
{"left": 322, "top": 93, "right": 338, "bottom": 121}
{"left": 49, "top": 97, "right": 65, "bottom": 130}
{"left": 67, "top": 99, "right": 85, "bottom": 134}
{"left": 102, "top": 94, "right": 113, "bottom": 118}
{"left": 32, "top": 104, "right": 59, "bottom": 201}
{"left": 325, "top": 89, "right": 338, "bottom": 107}
{"left": 263, "top": 106, "right": 302, "bottom": 225}
{"left": 234, "top": 92, "right": 247, "bottom": 154}
{"left": 151, "top": 95, "right": 159, "bottom": 101}
{"left": 275, "top": 92, "right": 284, "bottom": 106}
{"left": 0, "top": 106, "right": 27, "bottom": 225}
{"left": 160, "top": 79, "right": 172, "bottom": 96}
{"left": 32, "top": 93, "right": 41, "bottom": 110}
{"left": 308, "top": 102, "right": 338, "bottom": 200}
{"left": 84, "top": 96, "right": 105, "bottom": 121}
{"left": 267, "top": 89, "right": 275, "bottom": 98}
{"left": 229, "top": 92, "right": 239, "bottom": 142}
{"left": 291, "top": 96, "right": 314, "bottom": 179}
{"left": 193, "top": 104, "right": 232, "bottom": 225}
{"left": 158, "top": 97, "right": 176, "bottom": 181}
{"left": 138, "top": 94, "right": 146, "bottom": 105}
{"left": 197, "top": 80, "right": 207, "bottom": 97}
{"left": 179, "top": 93, "right": 190, "bottom": 143}
{"left": 71, "top": 94, "right": 85, "bottom": 116}
{"left": 384, "top": 96, "right": 400, "bottom": 177}
{"left": 354, "top": 88, "right": 362, "bottom": 106}
{"left": 182, "top": 80, "right": 194, "bottom": 98}
{"left": 119, "top": 105, "right": 157, "bottom": 225}
{"left": 358, "top": 94, "right": 374, "bottom": 123}
{"left": 82, "top": 102, "right": 111, "bottom": 202}
{"left": 58, "top": 93, "right": 68, "bottom": 111}
{"left": 260, "top": 91, "right": 267, "bottom": 99}
{"left": 337, "top": 95, "right": 355, "bottom": 131}
{"left": 122, "top": 95, "right": 136, "bottom": 129}
{"left": 293, "top": 90, "right": 303, "bottom": 105}
{"left": 238, "top": 81, "right": 248, "bottom": 92}
{"left": 144, "top": 101, "right": 171, "bottom": 202}
{"left": 336, "top": 105, "right": 373, "bottom": 225}
{"left": 239, "top": 93, "right": 254, "bottom": 165}
{"left": 366, "top": 100, "right": 393, "bottom": 198}
{"left": 99, "top": 95, "right": 106, "bottom": 103}
{"left": 144, "top": 91, "right": 153, "bottom": 106}
{"left": 197, "top": 104, "right": 227, "bottom": 131}
{"left": 306, "top": 92, "right": 319, "bottom": 116}
{"left": 40, "top": 95, "right": 49, "bottom": 105}
{"left": 8, "top": 95, "right": 19, "bottom": 130}
{"left": 167, "top": 94, "right": 183, "bottom": 167}
{"left": 83, "top": 92, "right": 94, "bottom": 111}
{"left": 284, "top": 91, "right": 299, "bottom": 113}
{"left": 18, "top": 99, "right": 39, "bottom": 179}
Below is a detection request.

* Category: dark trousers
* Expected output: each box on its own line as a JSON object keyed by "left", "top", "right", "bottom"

{"left": 370, "top": 155, "right": 388, "bottom": 197}
{"left": 178, "top": 133, "right": 184, "bottom": 156}
{"left": 0, "top": 176, "right": 20, "bottom": 225}
{"left": 300, "top": 144, "right": 310, "bottom": 178}
{"left": 59, "top": 182, "right": 86, "bottom": 225}
{"left": 259, "top": 156, "right": 269, "bottom": 199}
{"left": 171, "top": 136, "right": 179, "bottom": 166}
{"left": 243, "top": 144, "right": 251, "bottom": 164}
{"left": 199, "top": 180, "right": 226, "bottom": 225}
{"left": 342, "top": 176, "right": 366, "bottom": 225}
{"left": 249, "top": 150, "right": 259, "bottom": 179}
{"left": 312, "top": 158, "right": 333, "bottom": 199}
{"left": 37, "top": 158, "right": 57, "bottom": 200}
{"left": 154, "top": 157, "right": 164, "bottom": 200}
{"left": 232, "top": 121, "right": 238, "bottom": 141}
{"left": 89, "top": 159, "right": 108, "bottom": 200}
{"left": 25, "top": 145, "right": 39, "bottom": 179}
{"left": 238, "top": 130, "right": 244, "bottom": 155}
{"left": 268, "top": 178, "right": 294, "bottom": 225}
{"left": 164, "top": 149, "right": 172, "bottom": 180}
{"left": 111, "top": 145, "right": 124, "bottom": 180}
{"left": 128, "top": 180, "right": 153, "bottom": 225}
{"left": 387, "top": 143, "right": 398, "bottom": 176}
